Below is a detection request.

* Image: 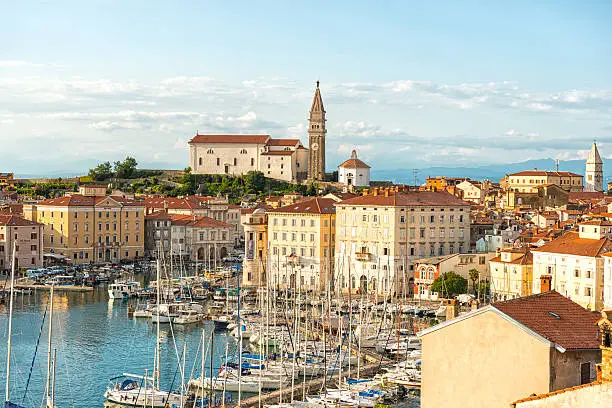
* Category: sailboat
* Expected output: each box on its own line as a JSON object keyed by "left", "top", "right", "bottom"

{"left": 104, "top": 259, "right": 182, "bottom": 407}
{"left": 4, "top": 244, "right": 25, "bottom": 408}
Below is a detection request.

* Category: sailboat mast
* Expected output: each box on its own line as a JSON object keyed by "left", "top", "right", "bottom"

{"left": 45, "top": 284, "right": 54, "bottom": 401}
{"left": 156, "top": 257, "right": 161, "bottom": 389}
{"left": 4, "top": 243, "right": 16, "bottom": 403}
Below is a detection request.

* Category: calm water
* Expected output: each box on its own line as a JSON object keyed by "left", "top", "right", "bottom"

{"left": 0, "top": 280, "right": 234, "bottom": 408}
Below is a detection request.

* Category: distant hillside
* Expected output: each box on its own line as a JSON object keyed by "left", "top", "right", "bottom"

{"left": 372, "top": 158, "right": 612, "bottom": 186}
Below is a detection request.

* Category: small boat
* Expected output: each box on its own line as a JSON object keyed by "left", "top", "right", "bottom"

{"left": 174, "top": 310, "right": 203, "bottom": 325}
{"left": 108, "top": 281, "right": 142, "bottom": 299}
{"left": 105, "top": 374, "right": 182, "bottom": 407}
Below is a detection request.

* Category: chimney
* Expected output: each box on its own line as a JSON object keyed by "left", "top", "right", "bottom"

{"left": 363, "top": 188, "right": 369, "bottom": 196}
{"left": 540, "top": 275, "right": 552, "bottom": 292}
{"left": 445, "top": 299, "right": 459, "bottom": 320}
{"left": 373, "top": 188, "right": 378, "bottom": 196}
{"left": 384, "top": 188, "right": 389, "bottom": 197}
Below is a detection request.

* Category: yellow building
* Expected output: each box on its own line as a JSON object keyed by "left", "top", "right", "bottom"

{"left": 505, "top": 170, "right": 583, "bottom": 193}
{"left": 23, "top": 190, "right": 145, "bottom": 264}
{"left": 266, "top": 197, "right": 336, "bottom": 291}
{"left": 241, "top": 207, "right": 268, "bottom": 287}
{"left": 489, "top": 248, "right": 533, "bottom": 300}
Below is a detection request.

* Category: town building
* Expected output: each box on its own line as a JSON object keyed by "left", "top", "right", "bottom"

{"left": 168, "top": 214, "right": 233, "bottom": 262}
{"left": 266, "top": 197, "right": 336, "bottom": 291}
{"left": 489, "top": 248, "right": 533, "bottom": 300}
{"left": 334, "top": 187, "right": 471, "bottom": 296}
{"left": 0, "top": 213, "right": 44, "bottom": 272}
{"left": 531, "top": 221, "right": 612, "bottom": 311}
{"left": 419, "top": 291, "right": 601, "bottom": 408}
{"left": 144, "top": 211, "right": 171, "bottom": 256}
{"left": 511, "top": 309, "right": 612, "bottom": 407}
{"left": 145, "top": 195, "right": 242, "bottom": 247}
{"left": 338, "top": 150, "right": 370, "bottom": 187}
{"left": 455, "top": 179, "right": 482, "bottom": 203}
{"left": 23, "top": 191, "right": 146, "bottom": 264}
{"left": 585, "top": 141, "right": 604, "bottom": 192}
{"left": 0, "top": 172, "right": 17, "bottom": 188}
{"left": 413, "top": 252, "right": 494, "bottom": 299}
{"left": 242, "top": 208, "right": 269, "bottom": 287}
{"left": 505, "top": 170, "right": 584, "bottom": 193}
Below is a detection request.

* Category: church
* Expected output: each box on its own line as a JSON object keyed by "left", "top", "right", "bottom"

{"left": 188, "top": 81, "right": 327, "bottom": 183}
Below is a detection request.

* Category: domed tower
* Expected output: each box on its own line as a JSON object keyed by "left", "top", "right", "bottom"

{"left": 242, "top": 208, "right": 268, "bottom": 287}
{"left": 585, "top": 141, "right": 603, "bottom": 192}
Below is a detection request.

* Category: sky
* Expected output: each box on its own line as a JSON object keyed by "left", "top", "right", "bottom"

{"left": 1, "top": 0, "right": 612, "bottom": 176}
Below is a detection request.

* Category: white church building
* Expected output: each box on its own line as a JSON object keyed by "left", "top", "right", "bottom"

{"left": 338, "top": 150, "right": 371, "bottom": 187}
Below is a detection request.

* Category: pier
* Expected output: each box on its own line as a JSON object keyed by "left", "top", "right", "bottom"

{"left": 15, "top": 283, "right": 94, "bottom": 292}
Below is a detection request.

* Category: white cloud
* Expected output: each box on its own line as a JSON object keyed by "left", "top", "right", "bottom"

{"left": 0, "top": 60, "right": 43, "bottom": 68}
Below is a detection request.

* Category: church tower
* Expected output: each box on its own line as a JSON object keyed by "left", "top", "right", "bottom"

{"left": 585, "top": 141, "right": 603, "bottom": 192}
{"left": 308, "top": 81, "right": 326, "bottom": 182}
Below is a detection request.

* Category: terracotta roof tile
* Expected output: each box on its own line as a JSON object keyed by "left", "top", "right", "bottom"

{"left": 268, "top": 197, "right": 336, "bottom": 214}
{"left": 338, "top": 158, "right": 371, "bottom": 169}
{"left": 0, "top": 213, "right": 42, "bottom": 227}
{"left": 189, "top": 134, "right": 270, "bottom": 144}
{"left": 260, "top": 151, "right": 295, "bottom": 156}
{"left": 512, "top": 381, "right": 604, "bottom": 405}
{"left": 169, "top": 214, "right": 232, "bottom": 228}
{"left": 509, "top": 170, "right": 582, "bottom": 177}
{"left": 532, "top": 232, "right": 612, "bottom": 257}
{"left": 265, "top": 139, "right": 301, "bottom": 146}
{"left": 338, "top": 191, "right": 471, "bottom": 207}
{"left": 493, "top": 291, "right": 601, "bottom": 350}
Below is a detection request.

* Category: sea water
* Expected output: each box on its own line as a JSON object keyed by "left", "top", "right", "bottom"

{"left": 0, "top": 282, "right": 234, "bottom": 407}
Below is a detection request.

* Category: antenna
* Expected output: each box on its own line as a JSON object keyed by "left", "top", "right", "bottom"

{"left": 412, "top": 169, "right": 420, "bottom": 189}
{"left": 555, "top": 159, "right": 559, "bottom": 172}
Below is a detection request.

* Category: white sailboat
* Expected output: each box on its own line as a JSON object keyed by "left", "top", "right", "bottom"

{"left": 104, "top": 258, "right": 182, "bottom": 407}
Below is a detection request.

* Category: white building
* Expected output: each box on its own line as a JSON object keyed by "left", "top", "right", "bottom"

{"left": 334, "top": 188, "right": 471, "bottom": 296}
{"left": 532, "top": 220, "right": 612, "bottom": 311}
{"left": 455, "top": 180, "right": 482, "bottom": 203}
{"left": 188, "top": 134, "right": 309, "bottom": 183}
{"left": 338, "top": 150, "right": 371, "bottom": 187}
{"left": 585, "top": 141, "right": 603, "bottom": 192}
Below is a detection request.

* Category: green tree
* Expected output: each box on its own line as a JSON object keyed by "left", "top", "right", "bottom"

{"left": 430, "top": 272, "right": 468, "bottom": 299}
{"left": 88, "top": 161, "right": 113, "bottom": 181}
{"left": 114, "top": 156, "right": 138, "bottom": 178}
{"left": 468, "top": 268, "right": 479, "bottom": 295}
{"left": 305, "top": 183, "right": 317, "bottom": 196}
{"left": 244, "top": 171, "right": 265, "bottom": 194}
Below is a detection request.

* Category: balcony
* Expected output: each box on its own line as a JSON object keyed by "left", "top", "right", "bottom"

{"left": 355, "top": 250, "right": 370, "bottom": 261}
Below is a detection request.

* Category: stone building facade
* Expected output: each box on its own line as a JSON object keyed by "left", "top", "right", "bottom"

{"left": 0, "top": 213, "right": 44, "bottom": 272}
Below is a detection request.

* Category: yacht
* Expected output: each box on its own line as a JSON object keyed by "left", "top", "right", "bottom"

{"left": 108, "top": 281, "right": 142, "bottom": 299}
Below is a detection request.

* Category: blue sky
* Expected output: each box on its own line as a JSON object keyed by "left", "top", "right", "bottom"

{"left": 1, "top": 1, "right": 612, "bottom": 176}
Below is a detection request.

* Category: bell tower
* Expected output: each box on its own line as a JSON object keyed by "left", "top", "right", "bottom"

{"left": 308, "top": 81, "right": 326, "bottom": 182}
{"left": 585, "top": 141, "right": 603, "bottom": 192}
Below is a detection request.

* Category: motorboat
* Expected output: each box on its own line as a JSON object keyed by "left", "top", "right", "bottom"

{"left": 105, "top": 374, "right": 182, "bottom": 407}
{"left": 174, "top": 310, "right": 203, "bottom": 325}
{"left": 108, "top": 281, "right": 142, "bottom": 299}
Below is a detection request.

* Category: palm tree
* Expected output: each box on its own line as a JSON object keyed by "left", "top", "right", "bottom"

{"left": 468, "top": 268, "right": 479, "bottom": 296}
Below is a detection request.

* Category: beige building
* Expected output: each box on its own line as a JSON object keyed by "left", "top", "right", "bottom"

{"left": 23, "top": 190, "right": 146, "bottom": 264}
{"left": 0, "top": 213, "right": 44, "bottom": 272}
{"left": 267, "top": 197, "right": 336, "bottom": 291}
{"left": 512, "top": 309, "right": 612, "bottom": 408}
{"left": 505, "top": 170, "right": 583, "bottom": 193}
{"left": 489, "top": 248, "right": 533, "bottom": 300}
{"left": 242, "top": 208, "right": 269, "bottom": 287}
{"left": 455, "top": 180, "right": 482, "bottom": 203}
{"left": 532, "top": 221, "right": 612, "bottom": 311}
{"left": 335, "top": 188, "right": 471, "bottom": 296}
{"left": 419, "top": 291, "right": 601, "bottom": 408}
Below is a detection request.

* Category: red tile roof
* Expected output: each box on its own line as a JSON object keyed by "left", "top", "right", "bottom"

{"left": 0, "top": 213, "right": 42, "bottom": 227}
{"left": 145, "top": 196, "right": 206, "bottom": 210}
{"left": 568, "top": 191, "right": 605, "bottom": 202}
{"left": 169, "top": 214, "right": 232, "bottom": 228}
{"left": 338, "top": 158, "right": 371, "bottom": 169}
{"left": 37, "top": 195, "right": 143, "bottom": 207}
{"left": 532, "top": 232, "right": 612, "bottom": 257}
{"left": 489, "top": 250, "right": 533, "bottom": 265}
{"left": 266, "top": 139, "right": 301, "bottom": 146}
{"left": 509, "top": 170, "right": 582, "bottom": 177}
{"left": 493, "top": 291, "right": 600, "bottom": 350}
{"left": 338, "top": 191, "right": 471, "bottom": 207}
{"left": 268, "top": 197, "right": 336, "bottom": 214}
{"left": 189, "top": 134, "right": 271, "bottom": 144}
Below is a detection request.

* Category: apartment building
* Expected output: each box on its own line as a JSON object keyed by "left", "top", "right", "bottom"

{"left": 489, "top": 248, "right": 533, "bottom": 300}
{"left": 0, "top": 213, "right": 44, "bottom": 272}
{"left": 169, "top": 214, "right": 233, "bottom": 262}
{"left": 532, "top": 221, "right": 612, "bottom": 311}
{"left": 23, "top": 189, "right": 145, "bottom": 264}
{"left": 335, "top": 187, "right": 471, "bottom": 296}
{"left": 505, "top": 170, "right": 583, "bottom": 193}
{"left": 266, "top": 197, "right": 336, "bottom": 292}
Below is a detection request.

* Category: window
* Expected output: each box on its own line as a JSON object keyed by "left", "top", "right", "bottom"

{"left": 310, "top": 220, "right": 315, "bottom": 227}
{"left": 233, "top": 158, "right": 237, "bottom": 165}
{"left": 198, "top": 157, "right": 202, "bottom": 165}
{"left": 420, "top": 228, "right": 425, "bottom": 238}
{"left": 585, "top": 287, "right": 593, "bottom": 297}
{"left": 400, "top": 215, "right": 405, "bottom": 223}
{"left": 430, "top": 215, "right": 435, "bottom": 223}
{"left": 310, "top": 233, "right": 315, "bottom": 242}
{"left": 251, "top": 158, "right": 255, "bottom": 166}
{"left": 216, "top": 158, "right": 220, "bottom": 166}
{"left": 575, "top": 269, "right": 580, "bottom": 278}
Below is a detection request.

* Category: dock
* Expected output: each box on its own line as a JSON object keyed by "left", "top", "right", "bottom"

{"left": 15, "top": 283, "right": 94, "bottom": 292}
